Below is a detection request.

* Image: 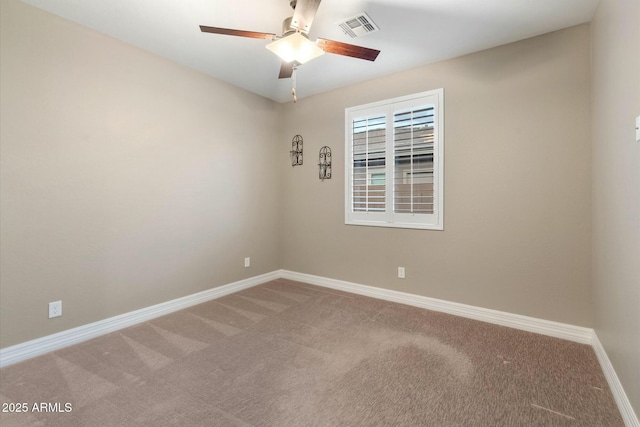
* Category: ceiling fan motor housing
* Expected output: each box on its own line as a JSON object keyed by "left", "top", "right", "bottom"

{"left": 283, "top": 17, "right": 297, "bottom": 36}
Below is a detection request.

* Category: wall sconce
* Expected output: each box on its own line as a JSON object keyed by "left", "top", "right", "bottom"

{"left": 290, "top": 135, "right": 303, "bottom": 166}
{"left": 319, "top": 146, "right": 332, "bottom": 181}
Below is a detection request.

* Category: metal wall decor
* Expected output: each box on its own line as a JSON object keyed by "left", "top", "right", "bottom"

{"left": 318, "top": 146, "right": 332, "bottom": 181}
{"left": 290, "top": 135, "right": 303, "bottom": 166}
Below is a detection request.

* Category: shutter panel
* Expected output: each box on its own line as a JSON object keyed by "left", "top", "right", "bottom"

{"left": 393, "top": 105, "right": 435, "bottom": 214}
{"left": 352, "top": 114, "right": 386, "bottom": 212}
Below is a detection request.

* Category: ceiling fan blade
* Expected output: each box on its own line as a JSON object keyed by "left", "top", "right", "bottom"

{"left": 278, "top": 61, "right": 295, "bottom": 79}
{"left": 199, "top": 25, "right": 276, "bottom": 40}
{"left": 316, "top": 38, "right": 380, "bottom": 61}
{"left": 291, "top": 0, "right": 322, "bottom": 34}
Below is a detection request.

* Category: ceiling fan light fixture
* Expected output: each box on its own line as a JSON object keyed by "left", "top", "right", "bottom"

{"left": 266, "top": 32, "right": 324, "bottom": 64}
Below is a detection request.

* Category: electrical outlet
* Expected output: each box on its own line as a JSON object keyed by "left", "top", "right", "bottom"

{"left": 49, "top": 300, "right": 62, "bottom": 318}
{"left": 398, "top": 267, "right": 405, "bottom": 279}
{"left": 244, "top": 257, "right": 250, "bottom": 268}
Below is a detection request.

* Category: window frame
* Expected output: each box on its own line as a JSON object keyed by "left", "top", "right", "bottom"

{"left": 344, "top": 89, "right": 444, "bottom": 230}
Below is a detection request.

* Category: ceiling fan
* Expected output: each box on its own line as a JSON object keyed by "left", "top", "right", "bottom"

{"left": 199, "top": 0, "right": 381, "bottom": 80}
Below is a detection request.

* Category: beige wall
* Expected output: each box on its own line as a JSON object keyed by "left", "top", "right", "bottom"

{"left": 0, "top": 0, "right": 282, "bottom": 348}
{"left": 281, "top": 24, "right": 593, "bottom": 327}
{"left": 591, "top": 0, "right": 640, "bottom": 414}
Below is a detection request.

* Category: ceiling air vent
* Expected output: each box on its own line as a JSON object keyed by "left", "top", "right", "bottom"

{"left": 337, "top": 12, "right": 379, "bottom": 38}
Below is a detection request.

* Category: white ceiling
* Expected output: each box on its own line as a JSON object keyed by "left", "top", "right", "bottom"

{"left": 20, "top": 0, "right": 599, "bottom": 103}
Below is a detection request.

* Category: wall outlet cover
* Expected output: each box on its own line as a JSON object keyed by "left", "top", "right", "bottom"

{"left": 48, "top": 301, "right": 62, "bottom": 318}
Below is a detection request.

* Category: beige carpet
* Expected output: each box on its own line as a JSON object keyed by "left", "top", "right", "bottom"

{"left": 0, "top": 279, "right": 623, "bottom": 426}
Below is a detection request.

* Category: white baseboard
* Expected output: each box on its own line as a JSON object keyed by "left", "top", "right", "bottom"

{"left": 280, "top": 270, "right": 594, "bottom": 344}
{"left": 0, "top": 271, "right": 280, "bottom": 368}
{"left": 592, "top": 331, "right": 640, "bottom": 427}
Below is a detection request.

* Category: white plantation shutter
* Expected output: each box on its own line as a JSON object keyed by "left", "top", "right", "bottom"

{"left": 345, "top": 89, "right": 443, "bottom": 230}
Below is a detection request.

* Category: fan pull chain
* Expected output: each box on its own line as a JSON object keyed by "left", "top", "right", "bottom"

{"left": 291, "top": 66, "right": 298, "bottom": 103}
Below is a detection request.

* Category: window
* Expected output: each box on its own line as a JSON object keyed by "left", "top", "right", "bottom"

{"left": 370, "top": 172, "right": 386, "bottom": 186}
{"left": 345, "top": 89, "right": 444, "bottom": 230}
